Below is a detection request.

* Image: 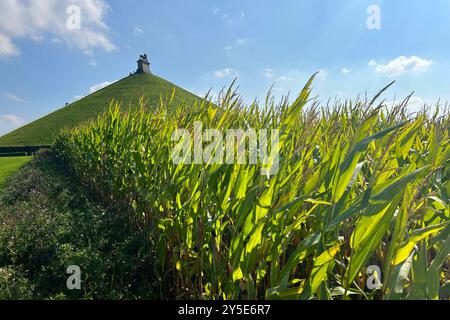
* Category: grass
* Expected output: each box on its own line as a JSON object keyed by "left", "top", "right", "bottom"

{"left": 0, "top": 157, "right": 32, "bottom": 186}
{"left": 0, "top": 73, "right": 201, "bottom": 147}
{"left": 52, "top": 75, "right": 450, "bottom": 300}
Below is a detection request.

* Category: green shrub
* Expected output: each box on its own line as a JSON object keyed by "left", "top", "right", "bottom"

{"left": 0, "top": 266, "right": 34, "bottom": 299}
{"left": 0, "top": 154, "right": 157, "bottom": 299}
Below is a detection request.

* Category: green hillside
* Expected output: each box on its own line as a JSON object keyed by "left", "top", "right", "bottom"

{"left": 0, "top": 73, "right": 200, "bottom": 147}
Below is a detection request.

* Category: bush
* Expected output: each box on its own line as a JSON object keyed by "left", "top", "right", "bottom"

{"left": 0, "top": 266, "right": 35, "bottom": 299}
{"left": 0, "top": 153, "right": 157, "bottom": 299}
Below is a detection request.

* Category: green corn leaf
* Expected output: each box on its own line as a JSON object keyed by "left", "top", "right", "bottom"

{"left": 384, "top": 252, "right": 414, "bottom": 300}
{"left": 345, "top": 202, "right": 397, "bottom": 287}
{"left": 332, "top": 121, "right": 407, "bottom": 202}
{"left": 392, "top": 222, "right": 449, "bottom": 266}
{"left": 408, "top": 242, "right": 429, "bottom": 300}
{"left": 301, "top": 243, "right": 341, "bottom": 299}
{"left": 427, "top": 233, "right": 450, "bottom": 299}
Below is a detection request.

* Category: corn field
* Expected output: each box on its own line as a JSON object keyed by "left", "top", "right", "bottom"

{"left": 53, "top": 75, "right": 450, "bottom": 300}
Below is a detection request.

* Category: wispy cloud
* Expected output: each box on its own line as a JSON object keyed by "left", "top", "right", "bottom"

{"left": 1, "top": 92, "right": 23, "bottom": 103}
{"left": 213, "top": 8, "right": 246, "bottom": 24}
{"left": 73, "top": 95, "right": 84, "bottom": 102}
{"left": 133, "top": 26, "right": 144, "bottom": 36}
{"left": 212, "top": 7, "right": 220, "bottom": 16}
{"left": 0, "top": 114, "right": 26, "bottom": 127}
{"left": 224, "top": 38, "right": 248, "bottom": 52}
{"left": 264, "top": 68, "right": 274, "bottom": 79}
{"left": 71, "top": 79, "right": 117, "bottom": 102}
{"left": 0, "top": 34, "right": 20, "bottom": 57}
{"left": 369, "top": 56, "right": 434, "bottom": 77}
{"left": 89, "top": 80, "right": 117, "bottom": 93}
{"left": 166, "top": 33, "right": 175, "bottom": 40}
{"left": 213, "top": 68, "right": 238, "bottom": 79}
{"left": 268, "top": 69, "right": 296, "bottom": 82}
{"left": 277, "top": 75, "right": 294, "bottom": 81}
{"left": 0, "top": 114, "right": 27, "bottom": 136}
{"left": 384, "top": 96, "right": 438, "bottom": 114}
{"left": 236, "top": 38, "right": 247, "bottom": 46}
{"left": 260, "top": 68, "right": 328, "bottom": 99}
{"left": 273, "top": 68, "right": 327, "bottom": 83}
{"left": 341, "top": 68, "right": 351, "bottom": 74}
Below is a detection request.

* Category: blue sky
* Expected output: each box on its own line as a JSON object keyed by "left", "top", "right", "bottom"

{"left": 1, "top": 0, "right": 449, "bottom": 136}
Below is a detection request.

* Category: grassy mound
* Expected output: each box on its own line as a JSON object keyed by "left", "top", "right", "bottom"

{"left": 0, "top": 73, "right": 200, "bottom": 147}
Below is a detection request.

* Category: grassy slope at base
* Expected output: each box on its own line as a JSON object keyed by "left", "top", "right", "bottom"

{"left": 0, "top": 157, "right": 32, "bottom": 186}
{"left": 0, "top": 73, "right": 200, "bottom": 147}
{"left": 0, "top": 152, "right": 157, "bottom": 299}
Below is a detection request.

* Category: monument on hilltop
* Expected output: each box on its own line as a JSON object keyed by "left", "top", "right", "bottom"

{"left": 136, "top": 54, "right": 151, "bottom": 74}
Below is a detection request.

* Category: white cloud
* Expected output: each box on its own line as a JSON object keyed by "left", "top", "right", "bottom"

{"left": 213, "top": 68, "right": 237, "bottom": 79}
{"left": 89, "top": 80, "right": 117, "bottom": 93}
{"left": 0, "top": 114, "right": 26, "bottom": 136}
{"left": 72, "top": 79, "right": 117, "bottom": 101}
{"left": 89, "top": 59, "right": 97, "bottom": 67}
{"left": 271, "top": 85, "right": 288, "bottom": 97}
{"left": 385, "top": 96, "right": 428, "bottom": 113}
{"left": 0, "top": 114, "right": 26, "bottom": 127}
{"left": 133, "top": 26, "right": 144, "bottom": 36}
{"left": 225, "top": 38, "right": 248, "bottom": 52}
{"left": 369, "top": 56, "right": 434, "bottom": 77}
{"left": 368, "top": 59, "right": 377, "bottom": 67}
{"left": 275, "top": 69, "right": 327, "bottom": 83}
{"left": 214, "top": 8, "right": 244, "bottom": 24}
{"left": 274, "top": 69, "right": 327, "bottom": 83}
{"left": 236, "top": 38, "right": 247, "bottom": 46}
{"left": 264, "top": 68, "right": 274, "bottom": 79}
{"left": 341, "top": 68, "right": 351, "bottom": 74}
{"left": 1, "top": 92, "right": 23, "bottom": 103}
{"left": 263, "top": 69, "right": 327, "bottom": 99}
{"left": 277, "top": 75, "right": 294, "bottom": 81}
{"left": 406, "top": 96, "right": 426, "bottom": 112}
{"left": 83, "top": 49, "right": 94, "bottom": 56}
{"left": 0, "top": 34, "right": 20, "bottom": 57}
{"left": 0, "top": 0, "right": 116, "bottom": 58}
{"left": 275, "top": 70, "right": 299, "bottom": 82}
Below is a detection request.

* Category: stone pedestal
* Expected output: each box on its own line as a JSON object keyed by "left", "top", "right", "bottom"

{"left": 136, "top": 58, "right": 150, "bottom": 74}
